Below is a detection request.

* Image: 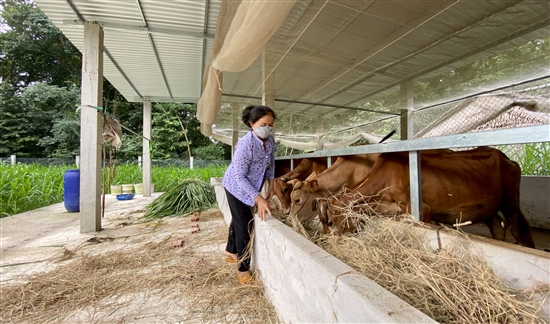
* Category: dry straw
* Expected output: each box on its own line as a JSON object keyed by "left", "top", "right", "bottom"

{"left": 274, "top": 201, "right": 549, "bottom": 324}
{"left": 0, "top": 212, "right": 278, "bottom": 324}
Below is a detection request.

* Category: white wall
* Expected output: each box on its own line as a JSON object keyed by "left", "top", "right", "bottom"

{"left": 521, "top": 176, "right": 550, "bottom": 229}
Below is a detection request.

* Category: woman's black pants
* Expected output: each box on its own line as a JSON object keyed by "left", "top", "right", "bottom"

{"left": 225, "top": 188, "right": 254, "bottom": 272}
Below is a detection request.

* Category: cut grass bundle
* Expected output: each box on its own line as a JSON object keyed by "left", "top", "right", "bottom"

{"left": 318, "top": 215, "right": 547, "bottom": 323}
{"left": 144, "top": 178, "right": 216, "bottom": 218}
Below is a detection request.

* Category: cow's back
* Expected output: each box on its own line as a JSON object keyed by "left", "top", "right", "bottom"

{"left": 314, "top": 153, "right": 379, "bottom": 193}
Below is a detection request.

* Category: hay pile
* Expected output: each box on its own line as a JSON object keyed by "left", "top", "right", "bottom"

{"left": 279, "top": 208, "right": 548, "bottom": 323}
{"left": 0, "top": 211, "right": 277, "bottom": 323}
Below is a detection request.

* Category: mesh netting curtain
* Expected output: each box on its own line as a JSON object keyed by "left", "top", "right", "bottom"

{"left": 197, "top": 0, "right": 297, "bottom": 136}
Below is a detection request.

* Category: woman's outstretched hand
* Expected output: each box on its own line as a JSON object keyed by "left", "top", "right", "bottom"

{"left": 254, "top": 195, "right": 273, "bottom": 221}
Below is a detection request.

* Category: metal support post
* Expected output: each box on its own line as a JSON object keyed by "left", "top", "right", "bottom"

{"left": 409, "top": 151, "right": 422, "bottom": 220}
{"left": 142, "top": 101, "right": 152, "bottom": 197}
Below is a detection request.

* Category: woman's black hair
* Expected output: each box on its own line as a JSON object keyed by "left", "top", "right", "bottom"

{"left": 241, "top": 105, "right": 276, "bottom": 128}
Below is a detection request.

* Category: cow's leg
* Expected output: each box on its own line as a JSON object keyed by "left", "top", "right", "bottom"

{"left": 502, "top": 208, "right": 535, "bottom": 248}
{"left": 484, "top": 214, "right": 506, "bottom": 241}
{"left": 421, "top": 202, "right": 432, "bottom": 224}
{"left": 500, "top": 161, "right": 535, "bottom": 248}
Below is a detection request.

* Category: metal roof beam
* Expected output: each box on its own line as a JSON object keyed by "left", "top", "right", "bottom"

{"left": 64, "top": 0, "right": 84, "bottom": 21}
{"left": 200, "top": 0, "right": 210, "bottom": 96}
{"left": 134, "top": 96, "right": 199, "bottom": 102}
{"left": 222, "top": 93, "right": 399, "bottom": 116}
{"left": 136, "top": 0, "right": 173, "bottom": 101}
{"left": 276, "top": 1, "right": 375, "bottom": 95}
{"left": 63, "top": 19, "right": 214, "bottom": 39}
{"left": 312, "top": 0, "right": 528, "bottom": 105}
{"left": 105, "top": 49, "right": 143, "bottom": 99}
{"left": 64, "top": 0, "right": 142, "bottom": 100}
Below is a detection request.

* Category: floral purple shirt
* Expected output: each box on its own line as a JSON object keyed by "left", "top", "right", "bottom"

{"left": 222, "top": 130, "right": 275, "bottom": 206}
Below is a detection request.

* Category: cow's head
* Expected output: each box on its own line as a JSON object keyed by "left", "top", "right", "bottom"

{"left": 288, "top": 180, "right": 323, "bottom": 221}
{"left": 272, "top": 176, "right": 294, "bottom": 214}
{"left": 314, "top": 198, "right": 357, "bottom": 235}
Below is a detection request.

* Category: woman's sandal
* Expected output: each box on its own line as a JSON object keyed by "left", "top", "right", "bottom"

{"left": 225, "top": 256, "right": 237, "bottom": 263}
{"left": 223, "top": 251, "right": 238, "bottom": 263}
{"left": 236, "top": 271, "right": 254, "bottom": 285}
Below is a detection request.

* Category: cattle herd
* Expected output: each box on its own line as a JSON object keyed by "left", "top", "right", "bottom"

{"left": 272, "top": 147, "right": 536, "bottom": 249}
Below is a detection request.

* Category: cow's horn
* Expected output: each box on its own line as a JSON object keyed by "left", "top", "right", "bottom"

{"left": 280, "top": 176, "right": 289, "bottom": 182}
{"left": 318, "top": 200, "right": 329, "bottom": 225}
{"left": 312, "top": 198, "right": 318, "bottom": 211}
{"left": 378, "top": 129, "right": 396, "bottom": 143}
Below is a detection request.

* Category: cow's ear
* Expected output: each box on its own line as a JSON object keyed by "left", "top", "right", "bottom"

{"left": 310, "top": 180, "right": 319, "bottom": 192}
{"left": 288, "top": 179, "right": 300, "bottom": 189}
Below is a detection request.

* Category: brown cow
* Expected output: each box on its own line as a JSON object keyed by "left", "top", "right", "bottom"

{"left": 289, "top": 153, "right": 380, "bottom": 221}
{"left": 272, "top": 157, "right": 327, "bottom": 214}
{"left": 315, "top": 147, "right": 535, "bottom": 248}
{"left": 287, "top": 130, "right": 399, "bottom": 220}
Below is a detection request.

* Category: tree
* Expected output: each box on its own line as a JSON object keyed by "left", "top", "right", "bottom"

{"left": 22, "top": 83, "right": 80, "bottom": 157}
{"left": 0, "top": 0, "right": 81, "bottom": 90}
{"left": 0, "top": 83, "right": 80, "bottom": 157}
{"left": 0, "top": 0, "right": 81, "bottom": 157}
{"left": 192, "top": 143, "right": 225, "bottom": 160}
{"left": 150, "top": 103, "right": 212, "bottom": 160}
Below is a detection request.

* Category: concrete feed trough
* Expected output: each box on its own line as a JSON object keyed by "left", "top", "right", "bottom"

{"left": 212, "top": 178, "right": 550, "bottom": 323}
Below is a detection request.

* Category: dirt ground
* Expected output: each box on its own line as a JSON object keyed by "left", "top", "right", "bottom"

{"left": 0, "top": 194, "right": 277, "bottom": 323}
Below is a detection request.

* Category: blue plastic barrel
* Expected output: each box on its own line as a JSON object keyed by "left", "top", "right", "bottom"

{"left": 63, "top": 169, "right": 80, "bottom": 212}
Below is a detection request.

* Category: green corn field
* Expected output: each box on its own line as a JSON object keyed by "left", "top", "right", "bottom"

{"left": 0, "top": 163, "right": 226, "bottom": 218}
{"left": 1, "top": 143, "right": 548, "bottom": 218}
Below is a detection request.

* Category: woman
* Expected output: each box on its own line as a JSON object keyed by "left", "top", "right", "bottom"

{"left": 222, "top": 105, "right": 276, "bottom": 284}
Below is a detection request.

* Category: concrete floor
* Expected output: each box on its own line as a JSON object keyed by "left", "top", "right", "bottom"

{"left": 0, "top": 194, "right": 272, "bottom": 323}
{"left": 1, "top": 194, "right": 161, "bottom": 284}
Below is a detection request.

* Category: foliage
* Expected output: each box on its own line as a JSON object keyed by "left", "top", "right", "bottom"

{"left": 0, "top": 0, "right": 81, "bottom": 90}
{"left": 0, "top": 0, "right": 81, "bottom": 157}
{"left": 192, "top": 144, "right": 225, "bottom": 160}
{"left": 143, "top": 178, "right": 217, "bottom": 219}
{"left": 275, "top": 143, "right": 306, "bottom": 157}
{"left": 151, "top": 103, "right": 212, "bottom": 159}
{"left": 38, "top": 117, "right": 81, "bottom": 157}
{"left": 501, "top": 143, "right": 550, "bottom": 176}
{"left": 0, "top": 83, "right": 80, "bottom": 157}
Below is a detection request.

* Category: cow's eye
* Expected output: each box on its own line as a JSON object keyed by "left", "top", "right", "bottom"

{"left": 327, "top": 221, "right": 333, "bottom": 226}
{"left": 294, "top": 199, "right": 301, "bottom": 205}
{"left": 283, "top": 187, "right": 288, "bottom": 193}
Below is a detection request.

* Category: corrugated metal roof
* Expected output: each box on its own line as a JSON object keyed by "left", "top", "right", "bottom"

{"left": 34, "top": 0, "right": 216, "bottom": 103}
{"left": 33, "top": 0, "right": 549, "bottom": 138}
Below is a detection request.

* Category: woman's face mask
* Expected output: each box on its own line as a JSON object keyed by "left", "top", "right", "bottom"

{"left": 253, "top": 125, "right": 273, "bottom": 139}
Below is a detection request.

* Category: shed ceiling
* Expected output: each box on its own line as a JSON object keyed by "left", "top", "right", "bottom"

{"left": 34, "top": 0, "right": 550, "bottom": 139}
